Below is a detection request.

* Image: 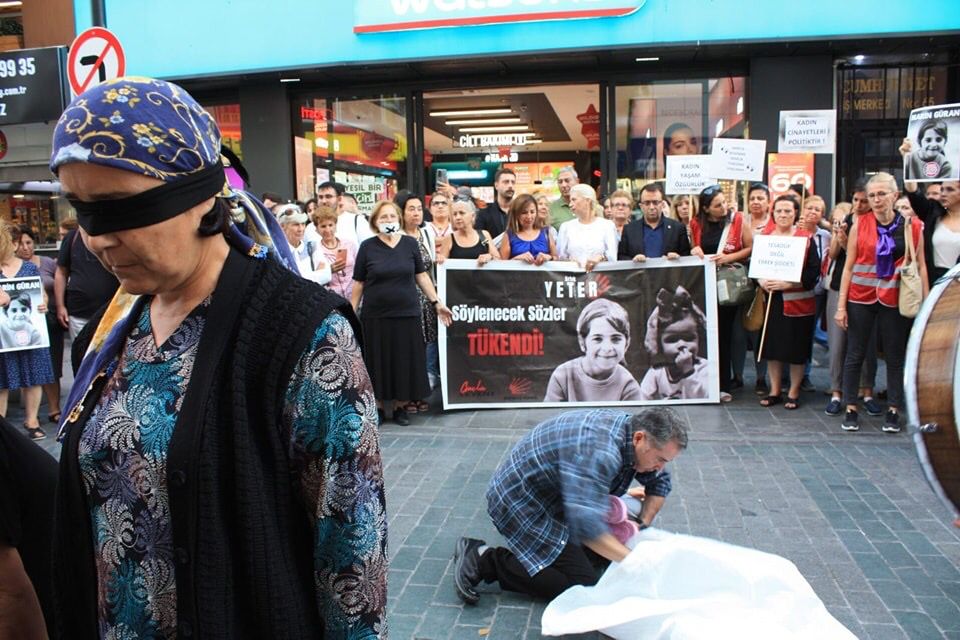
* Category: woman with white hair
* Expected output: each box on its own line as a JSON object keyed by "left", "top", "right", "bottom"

{"left": 835, "top": 172, "right": 929, "bottom": 433}
{"left": 276, "top": 203, "right": 331, "bottom": 284}
{"left": 556, "top": 183, "right": 618, "bottom": 270}
{"left": 439, "top": 196, "right": 500, "bottom": 265}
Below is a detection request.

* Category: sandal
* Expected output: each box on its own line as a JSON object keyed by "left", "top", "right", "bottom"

{"left": 24, "top": 424, "right": 46, "bottom": 440}
{"left": 402, "top": 401, "right": 419, "bottom": 414}
{"left": 416, "top": 400, "right": 429, "bottom": 413}
{"left": 760, "top": 395, "right": 782, "bottom": 407}
{"left": 784, "top": 397, "right": 800, "bottom": 410}
{"left": 48, "top": 412, "right": 61, "bottom": 424}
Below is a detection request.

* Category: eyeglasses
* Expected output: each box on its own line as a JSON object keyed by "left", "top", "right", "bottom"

{"left": 640, "top": 200, "right": 663, "bottom": 208}
{"left": 867, "top": 191, "right": 891, "bottom": 200}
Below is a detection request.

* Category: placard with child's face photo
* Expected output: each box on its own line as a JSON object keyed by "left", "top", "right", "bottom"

{"left": 904, "top": 103, "right": 960, "bottom": 182}
{"left": 0, "top": 277, "right": 49, "bottom": 353}
{"left": 439, "top": 257, "right": 719, "bottom": 409}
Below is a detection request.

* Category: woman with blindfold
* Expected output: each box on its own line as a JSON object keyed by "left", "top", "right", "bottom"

{"left": 48, "top": 78, "right": 386, "bottom": 639}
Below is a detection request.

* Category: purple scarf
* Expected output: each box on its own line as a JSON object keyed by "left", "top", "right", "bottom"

{"left": 875, "top": 214, "right": 902, "bottom": 279}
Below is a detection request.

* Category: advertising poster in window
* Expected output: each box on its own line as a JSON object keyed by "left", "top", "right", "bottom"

{"left": 626, "top": 86, "right": 704, "bottom": 180}
{"left": 0, "top": 277, "right": 49, "bottom": 353}
{"left": 438, "top": 258, "right": 718, "bottom": 408}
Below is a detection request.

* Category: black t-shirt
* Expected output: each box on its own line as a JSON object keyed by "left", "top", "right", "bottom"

{"left": 56, "top": 228, "right": 120, "bottom": 318}
{"left": 700, "top": 218, "right": 726, "bottom": 255}
{"left": 353, "top": 235, "right": 426, "bottom": 318}
{"left": 476, "top": 202, "right": 508, "bottom": 238}
{"left": 0, "top": 418, "right": 58, "bottom": 632}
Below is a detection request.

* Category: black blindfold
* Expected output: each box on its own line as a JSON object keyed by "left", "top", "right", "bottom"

{"left": 68, "top": 163, "right": 226, "bottom": 236}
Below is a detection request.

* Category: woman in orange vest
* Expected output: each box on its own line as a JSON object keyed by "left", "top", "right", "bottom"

{"left": 835, "top": 172, "right": 929, "bottom": 433}
{"left": 756, "top": 196, "right": 822, "bottom": 409}
{"left": 690, "top": 185, "right": 753, "bottom": 402}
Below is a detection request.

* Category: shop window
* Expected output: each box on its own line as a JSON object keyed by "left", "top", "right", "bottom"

{"left": 293, "top": 95, "right": 406, "bottom": 210}
{"left": 203, "top": 103, "right": 242, "bottom": 159}
{"left": 615, "top": 77, "right": 748, "bottom": 196}
{"left": 839, "top": 66, "right": 947, "bottom": 121}
{"left": 0, "top": 193, "right": 58, "bottom": 245}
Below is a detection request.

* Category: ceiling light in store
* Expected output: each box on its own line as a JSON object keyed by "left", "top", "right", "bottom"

{"left": 736, "top": 96, "right": 744, "bottom": 115}
{"left": 853, "top": 55, "right": 866, "bottom": 62}
{"left": 11, "top": 194, "right": 24, "bottom": 199}
{"left": 280, "top": 77, "right": 301, "bottom": 83}
{"left": 0, "top": 1, "right": 23, "bottom": 7}
{"left": 445, "top": 117, "right": 522, "bottom": 125}
{"left": 429, "top": 107, "right": 513, "bottom": 117}
{"left": 635, "top": 56, "right": 660, "bottom": 62}
{"left": 459, "top": 125, "right": 529, "bottom": 133}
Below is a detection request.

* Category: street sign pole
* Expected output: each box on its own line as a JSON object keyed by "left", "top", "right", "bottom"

{"left": 91, "top": 0, "right": 107, "bottom": 27}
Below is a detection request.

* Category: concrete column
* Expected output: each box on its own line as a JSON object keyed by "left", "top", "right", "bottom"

{"left": 239, "top": 82, "right": 294, "bottom": 200}
{"left": 749, "top": 55, "right": 835, "bottom": 204}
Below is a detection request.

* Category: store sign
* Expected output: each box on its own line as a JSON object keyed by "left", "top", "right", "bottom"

{"left": 458, "top": 133, "right": 534, "bottom": 148}
{"left": 0, "top": 47, "right": 69, "bottom": 126}
{"left": 355, "top": 0, "right": 645, "bottom": 33}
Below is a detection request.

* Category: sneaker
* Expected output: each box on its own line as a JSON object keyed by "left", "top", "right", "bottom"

{"left": 841, "top": 409, "right": 860, "bottom": 432}
{"left": 453, "top": 537, "right": 485, "bottom": 605}
{"left": 800, "top": 376, "right": 816, "bottom": 393}
{"left": 882, "top": 410, "right": 902, "bottom": 433}
{"left": 863, "top": 397, "right": 884, "bottom": 417}
{"left": 824, "top": 398, "right": 843, "bottom": 416}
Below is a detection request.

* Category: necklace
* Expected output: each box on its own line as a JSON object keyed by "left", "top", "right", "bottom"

{"left": 321, "top": 237, "right": 339, "bottom": 250}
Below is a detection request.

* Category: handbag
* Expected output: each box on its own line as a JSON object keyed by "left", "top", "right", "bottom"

{"left": 742, "top": 288, "right": 766, "bottom": 331}
{"left": 898, "top": 219, "right": 923, "bottom": 319}
{"left": 714, "top": 215, "right": 755, "bottom": 307}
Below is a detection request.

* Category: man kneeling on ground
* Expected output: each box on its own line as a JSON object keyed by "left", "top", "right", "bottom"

{"left": 454, "top": 407, "right": 688, "bottom": 603}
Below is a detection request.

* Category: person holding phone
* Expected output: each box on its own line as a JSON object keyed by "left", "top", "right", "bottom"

{"left": 313, "top": 206, "right": 357, "bottom": 300}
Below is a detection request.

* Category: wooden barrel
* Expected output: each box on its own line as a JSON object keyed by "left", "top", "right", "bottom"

{"left": 905, "top": 263, "right": 960, "bottom": 519}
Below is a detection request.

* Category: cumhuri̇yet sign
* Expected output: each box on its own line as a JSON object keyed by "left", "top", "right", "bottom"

{"left": 355, "top": 0, "right": 646, "bottom": 33}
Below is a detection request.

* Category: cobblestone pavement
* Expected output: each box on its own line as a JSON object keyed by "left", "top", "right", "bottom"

{"left": 29, "top": 347, "right": 960, "bottom": 639}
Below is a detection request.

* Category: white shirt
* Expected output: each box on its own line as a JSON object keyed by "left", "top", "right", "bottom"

{"left": 557, "top": 217, "right": 618, "bottom": 266}
{"left": 933, "top": 222, "right": 960, "bottom": 269}
{"left": 288, "top": 240, "right": 331, "bottom": 285}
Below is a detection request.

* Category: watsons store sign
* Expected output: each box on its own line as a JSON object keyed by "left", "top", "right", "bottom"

{"left": 355, "top": 0, "right": 645, "bottom": 33}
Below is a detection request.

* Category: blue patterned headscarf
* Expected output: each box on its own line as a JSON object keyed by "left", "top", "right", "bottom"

{"left": 50, "top": 76, "right": 297, "bottom": 439}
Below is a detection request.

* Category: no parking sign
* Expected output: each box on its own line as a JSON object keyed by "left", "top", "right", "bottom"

{"left": 67, "top": 27, "right": 126, "bottom": 96}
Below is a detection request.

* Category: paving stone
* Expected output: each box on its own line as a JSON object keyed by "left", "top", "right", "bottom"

{"left": 869, "top": 579, "right": 920, "bottom": 611}
{"left": 891, "top": 611, "right": 945, "bottom": 640}
{"left": 914, "top": 596, "right": 960, "bottom": 632}
{"left": 872, "top": 542, "right": 920, "bottom": 569}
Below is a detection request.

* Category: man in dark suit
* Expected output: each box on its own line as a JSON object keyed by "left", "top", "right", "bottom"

{"left": 618, "top": 183, "right": 691, "bottom": 261}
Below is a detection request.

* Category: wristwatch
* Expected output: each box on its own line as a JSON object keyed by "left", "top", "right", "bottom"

{"left": 430, "top": 300, "right": 441, "bottom": 306}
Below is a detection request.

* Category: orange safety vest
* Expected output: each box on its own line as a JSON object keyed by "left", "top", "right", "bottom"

{"left": 690, "top": 211, "right": 744, "bottom": 254}
{"left": 848, "top": 212, "right": 922, "bottom": 307}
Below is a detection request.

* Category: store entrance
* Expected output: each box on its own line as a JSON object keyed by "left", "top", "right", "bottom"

{"left": 421, "top": 84, "right": 603, "bottom": 207}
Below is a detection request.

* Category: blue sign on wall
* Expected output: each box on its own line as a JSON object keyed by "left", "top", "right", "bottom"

{"left": 73, "top": 1, "right": 960, "bottom": 81}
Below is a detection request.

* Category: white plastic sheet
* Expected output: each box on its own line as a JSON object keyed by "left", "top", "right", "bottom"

{"left": 541, "top": 528, "right": 857, "bottom": 639}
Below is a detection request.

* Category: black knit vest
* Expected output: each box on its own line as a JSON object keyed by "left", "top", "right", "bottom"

{"left": 54, "top": 249, "right": 359, "bottom": 639}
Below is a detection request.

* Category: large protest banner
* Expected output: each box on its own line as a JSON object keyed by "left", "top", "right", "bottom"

{"left": 438, "top": 257, "right": 719, "bottom": 409}
{"left": 0, "top": 277, "right": 49, "bottom": 353}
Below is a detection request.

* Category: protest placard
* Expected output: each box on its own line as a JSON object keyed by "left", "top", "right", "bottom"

{"left": 748, "top": 235, "right": 809, "bottom": 282}
{"left": 438, "top": 257, "right": 719, "bottom": 408}
{"left": 778, "top": 110, "right": 836, "bottom": 154}
{"left": 904, "top": 102, "right": 960, "bottom": 181}
{"left": 710, "top": 138, "right": 766, "bottom": 181}
{"left": 665, "top": 155, "right": 717, "bottom": 195}
{"left": 0, "top": 277, "right": 49, "bottom": 353}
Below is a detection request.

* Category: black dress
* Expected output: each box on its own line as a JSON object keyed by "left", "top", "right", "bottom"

{"left": 759, "top": 234, "right": 822, "bottom": 364}
{"left": 353, "top": 235, "right": 430, "bottom": 401}
{"left": 449, "top": 232, "right": 489, "bottom": 259}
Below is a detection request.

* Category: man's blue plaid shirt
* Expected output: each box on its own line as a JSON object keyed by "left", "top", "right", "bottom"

{"left": 485, "top": 409, "right": 672, "bottom": 576}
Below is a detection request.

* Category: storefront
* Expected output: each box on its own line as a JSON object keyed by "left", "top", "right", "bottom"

{"left": 70, "top": 2, "right": 960, "bottom": 208}
{"left": 0, "top": 45, "right": 70, "bottom": 247}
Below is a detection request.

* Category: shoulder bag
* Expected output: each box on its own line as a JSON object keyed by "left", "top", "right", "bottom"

{"left": 898, "top": 219, "right": 923, "bottom": 318}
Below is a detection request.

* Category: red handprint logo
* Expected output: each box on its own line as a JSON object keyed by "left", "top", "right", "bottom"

{"left": 508, "top": 377, "right": 532, "bottom": 396}
{"left": 588, "top": 273, "right": 611, "bottom": 298}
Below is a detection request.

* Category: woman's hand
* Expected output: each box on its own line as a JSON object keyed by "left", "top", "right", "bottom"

{"left": 834, "top": 305, "right": 848, "bottom": 330}
{"left": 533, "top": 253, "right": 552, "bottom": 266}
{"left": 513, "top": 251, "right": 535, "bottom": 264}
{"left": 331, "top": 257, "right": 347, "bottom": 273}
{"left": 477, "top": 254, "right": 492, "bottom": 266}
{"left": 435, "top": 253, "right": 446, "bottom": 265}
{"left": 691, "top": 246, "right": 705, "bottom": 259}
{"left": 899, "top": 137, "right": 912, "bottom": 157}
{"left": 665, "top": 252, "right": 680, "bottom": 260}
{"left": 436, "top": 303, "right": 453, "bottom": 327}
{"left": 0, "top": 289, "right": 9, "bottom": 307}
{"left": 37, "top": 302, "right": 47, "bottom": 313}
{"left": 584, "top": 254, "right": 604, "bottom": 272}
{"left": 711, "top": 252, "right": 735, "bottom": 265}
{"left": 632, "top": 254, "right": 647, "bottom": 262}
